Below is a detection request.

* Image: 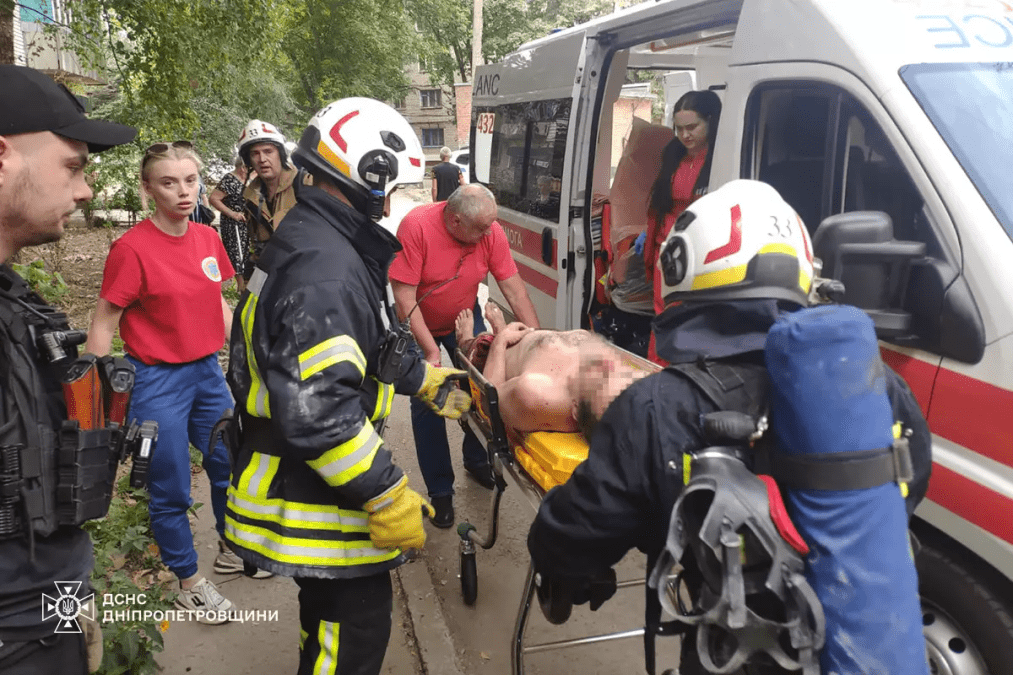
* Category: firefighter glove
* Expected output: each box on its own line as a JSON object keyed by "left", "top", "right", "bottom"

{"left": 364, "top": 477, "right": 435, "bottom": 551}
{"left": 416, "top": 363, "right": 471, "bottom": 419}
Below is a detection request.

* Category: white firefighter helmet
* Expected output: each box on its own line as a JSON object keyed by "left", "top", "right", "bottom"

{"left": 237, "top": 119, "right": 289, "bottom": 168}
{"left": 292, "top": 98, "right": 425, "bottom": 220}
{"left": 657, "top": 179, "right": 815, "bottom": 308}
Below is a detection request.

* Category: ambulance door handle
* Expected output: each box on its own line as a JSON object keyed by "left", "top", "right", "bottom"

{"left": 541, "top": 227, "right": 554, "bottom": 267}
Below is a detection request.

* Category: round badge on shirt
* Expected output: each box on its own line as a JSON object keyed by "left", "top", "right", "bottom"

{"left": 202, "top": 256, "right": 222, "bottom": 282}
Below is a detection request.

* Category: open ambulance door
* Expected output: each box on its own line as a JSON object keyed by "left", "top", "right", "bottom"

{"left": 470, "top": 30, "right": 586, "bottom": 330}
{"left": 572, "top": 1, "right": 742, "bottom": 340}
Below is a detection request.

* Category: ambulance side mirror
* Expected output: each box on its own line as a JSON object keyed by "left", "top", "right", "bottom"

{"left": 812, "top": 211, "right": 924, "bottom": 339}
{"left": 812, "top": 211, "right": 985, "bottom": 364}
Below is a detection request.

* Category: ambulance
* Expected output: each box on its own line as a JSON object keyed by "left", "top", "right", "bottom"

{"left": 469, "top": 0, "right": 1013, "bottom": 671}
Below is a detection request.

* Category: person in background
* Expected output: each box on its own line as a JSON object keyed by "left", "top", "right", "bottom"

{"left": 0, "top": 64, "right": 136, "bottom": 675}
{"left": 86, "top": 141, "right": 271, "bottom": 627}
{"left": 237, "top": 119, "right": 304, "bottom": 277}
{"left": 431, "top": 145, "right": 464, "bottom": 202}
{"left": 190, "top": 173, "right": 213, "bottom": 225}
{"left": 389, "top": 184, "right": 540, "bottom": 527}
{"left": 210, "top": 155, "right": 249, "bottom": 292}
{"left": 638, "top": 90, "right": 722, "bottom": 365}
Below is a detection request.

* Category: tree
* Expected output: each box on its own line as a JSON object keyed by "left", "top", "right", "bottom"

{"left": 280, "top": 0, "right": 419, "bottom": 113}
{"left": 408, "top": 0, "right": 613, "bottom": 89}
{"left": 1, "top": 0, "right": 14, "bottom": 65}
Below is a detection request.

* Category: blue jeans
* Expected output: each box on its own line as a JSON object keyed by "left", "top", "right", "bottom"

{"left": 409, "top": 301, "right": 489, "bottom": 499}
{"left": 127, "top": 354, "right": 233, "bottom": 580}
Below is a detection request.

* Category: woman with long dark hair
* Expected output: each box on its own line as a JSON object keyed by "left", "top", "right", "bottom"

{"left": 643, "top": 90, "right": 722, "bottom": 363}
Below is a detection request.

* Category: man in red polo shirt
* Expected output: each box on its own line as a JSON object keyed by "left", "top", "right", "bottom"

{"left": 390, "top": 184, "right": 538, "bottom": 526}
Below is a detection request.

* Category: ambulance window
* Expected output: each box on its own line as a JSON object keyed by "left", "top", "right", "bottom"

{"left": 476, "top": 98, "right": 570, "bottom": 221}
{"left": 744, "top": 84, "right": 939, "bottom": 257}
{"left": 744, "top": 88, "right": 833, "bottom": 232}
{"left": 834, "top": 100, "right": 940, "bottom": 258}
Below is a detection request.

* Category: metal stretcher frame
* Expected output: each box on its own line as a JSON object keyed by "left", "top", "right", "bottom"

{"left": 453, "top": 347, "right": 653, "bottom": 675}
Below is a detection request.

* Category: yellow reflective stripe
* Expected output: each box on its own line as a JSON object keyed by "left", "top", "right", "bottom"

{"left": 315, "top": 621, "right": 339, "bottom": 675}
{"left": 245, "top": 453, "right": 279, "bottom": 499}
{"left": 371, "top": 379, "right": 395, "bottom": 421}
{"left": 298, "top": 336, "right": 366, "bottom": 381}
{"left": 225, "top": 516, "right": 400, "bottom": 566}
{"left": 240, "top": 284, "right": 271, "bottom": 418}
{"left": 299, "top": 628, "right": 309, "bottom": 650}
{"left": 306, "top": 422, "right": 382, "bottom": 488}
{"left": 228, "top": 485, "right": 370, "bottom": 532}
{"left": 236, "top": 452, "right": 264, "bottom": 497}
{"left": 691, "top": 264, "right": 748, "bottom": 291}
{"left": 758, "top": 243, "right": 797, "bottom": 256}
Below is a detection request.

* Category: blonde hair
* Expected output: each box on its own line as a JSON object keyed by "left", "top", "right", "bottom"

{"left": 139, "top": 145, "right": 204, "bottom": 211}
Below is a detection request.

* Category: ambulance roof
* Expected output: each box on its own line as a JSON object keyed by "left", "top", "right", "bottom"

{"left": 508, "top": 0, "right": 1012, "bottom": 91}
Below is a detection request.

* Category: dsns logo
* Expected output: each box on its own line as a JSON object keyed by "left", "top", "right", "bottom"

{"left": 42, "top": 581, "right": 96, "bottom": 634}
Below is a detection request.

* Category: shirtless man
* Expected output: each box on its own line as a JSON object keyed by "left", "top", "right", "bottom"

{"left": 455, "top": 302, "right": 651, "bottom": 438}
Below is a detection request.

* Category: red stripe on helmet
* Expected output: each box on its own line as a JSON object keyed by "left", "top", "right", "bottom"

{"left": 329, "top": 110, "right": 360, "bottom": 153}
{"left": 409, "top": 157, "right": 421, "bottom": 167}
{"left": 797, "top": 214, "right": 813, "bottom": 263}
{"left": 704, "top": 204, "right": 744, "bottom": 264}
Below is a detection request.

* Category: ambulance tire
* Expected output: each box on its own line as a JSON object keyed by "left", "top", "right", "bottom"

{"left": 917, "top": 542, "right": 1013, "bottom": 675}
{"left": 461, "top": 550, "right": 478, "bottom": 606}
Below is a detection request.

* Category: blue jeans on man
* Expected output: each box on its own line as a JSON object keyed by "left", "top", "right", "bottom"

{"left": 409, "top": 301, "right": 492, "bottom": 509}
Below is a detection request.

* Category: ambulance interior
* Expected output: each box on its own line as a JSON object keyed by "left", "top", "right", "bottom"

{"left": 586, "top": 30, "right": 735, "bottom": 356}
{"left": 586, "top": 27, "right": 934, "bottom": 357}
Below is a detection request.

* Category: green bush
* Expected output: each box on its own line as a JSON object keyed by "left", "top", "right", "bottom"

{"left": 84, "top": 477, "right": 175, "bottom": 675}
{"left": 11, "top": 260, "right": 68, "bottom": 306}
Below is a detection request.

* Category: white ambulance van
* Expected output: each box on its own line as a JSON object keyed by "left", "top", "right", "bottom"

{"left": 470, "top": 0, "right": 1013, "bottom": 671}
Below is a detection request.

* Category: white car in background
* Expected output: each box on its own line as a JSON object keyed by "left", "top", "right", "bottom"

{"left": 449, "top": 147, "right": 470, "bottom": 184}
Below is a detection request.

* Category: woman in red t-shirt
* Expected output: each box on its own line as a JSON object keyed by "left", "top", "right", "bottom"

{"left": 642, "top": 90, "right": 722, "bottom": 364}
{"left": 86, "top": 142, "right": 260, "bottom": 623}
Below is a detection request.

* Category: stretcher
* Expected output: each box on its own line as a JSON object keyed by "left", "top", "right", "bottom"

{"left": 453, "top": 345, "right": 661, "bottom": 675}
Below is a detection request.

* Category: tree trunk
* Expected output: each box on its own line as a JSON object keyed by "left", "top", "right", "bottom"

{"left": 0, "top": 1, "right": 15, "bottom": 65}
{"left": 471, "top": 0, "right": 482, "bottom": 79}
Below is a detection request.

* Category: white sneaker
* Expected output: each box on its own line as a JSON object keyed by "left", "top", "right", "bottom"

{"left": 174, "top": 577, "right": 234, "bottom": 624}
{"left": 213, "top": 540, "right": 274, "bottom": 578}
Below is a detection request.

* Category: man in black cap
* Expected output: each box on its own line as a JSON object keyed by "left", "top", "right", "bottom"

{"left": 0, "top": 65, "right": 136, "bottom": 674}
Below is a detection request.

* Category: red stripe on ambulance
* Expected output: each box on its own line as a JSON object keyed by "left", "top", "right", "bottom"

{"left": 930, "top": 367, "right": 1013, "bottom": 471}
{"left": 499, "top": 219, "right": 558, "bottom": 270}
{"left": 515, "top": 262, "right": 558, "bottom": 298}
{"left": 927, "top": 464, "right": 1013, "bottom": 546}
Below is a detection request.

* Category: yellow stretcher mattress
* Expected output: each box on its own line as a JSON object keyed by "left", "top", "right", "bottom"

{"left": 514, "top": 432, "right": 589, "bottom": 492}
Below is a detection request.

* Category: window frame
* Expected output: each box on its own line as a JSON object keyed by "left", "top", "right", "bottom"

{"left": 419, "top": 89, "right": 442, "bottom": 109}
{"left": 421, "top": 127, "right": 445, "bottom": 148}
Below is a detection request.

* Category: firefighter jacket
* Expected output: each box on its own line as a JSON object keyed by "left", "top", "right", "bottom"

{"left": 527, "top": 299, "right": 931, "bottom": 586}
{"left": 226, "top": 183, "right": 427, "bottom": 579}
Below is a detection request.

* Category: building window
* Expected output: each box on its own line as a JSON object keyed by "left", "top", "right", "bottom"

{"left": 420, "top": 89, "right": 442, "bottom": 109}
{"left": 392, "top": 97, "right": 405, "bottom": 110}
{"left": 421, "top": 128, "right": 445, "bottom": 148}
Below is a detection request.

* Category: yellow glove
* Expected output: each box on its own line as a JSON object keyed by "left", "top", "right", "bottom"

{"left": 416, "top": 363, "right": 472, "bottom": 419}
{"left": 364, "top": 477, "right": 435, "bottom": 551}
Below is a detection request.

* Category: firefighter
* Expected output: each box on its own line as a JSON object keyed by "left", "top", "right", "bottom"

{"left": 526, "top": 180, "right": 932, "bottom": 674}
{"left": 225, "top": 97, "right": 471, "bottom": 675}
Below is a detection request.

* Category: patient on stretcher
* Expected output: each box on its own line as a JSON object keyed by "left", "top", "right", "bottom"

{"left": 455, "top": 303, "right": 647, "bottom": 439}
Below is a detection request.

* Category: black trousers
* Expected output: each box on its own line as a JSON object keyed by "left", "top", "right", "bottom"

{"left": 0, "top": 632, "right": 88, "bottom": 675}
{"left": 295, "top": 572, "right": 393, "bottom": 675}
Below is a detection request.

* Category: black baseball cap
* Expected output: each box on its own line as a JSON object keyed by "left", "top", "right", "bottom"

{"left": 0, "top": 65, "right": 137, "bottom": 153}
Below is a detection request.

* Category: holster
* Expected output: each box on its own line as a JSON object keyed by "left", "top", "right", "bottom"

{"left": 210, "top": 408, "right": 241, "bottom": 471}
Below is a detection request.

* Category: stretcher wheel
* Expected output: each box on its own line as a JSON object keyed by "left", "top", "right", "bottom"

{"left": 461, "top": 550, "right": 478, "bottom": 605}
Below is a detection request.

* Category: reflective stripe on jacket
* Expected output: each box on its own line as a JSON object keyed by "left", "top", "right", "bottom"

{"left": 226, "top": 183, "right": 425, "bottom": 579}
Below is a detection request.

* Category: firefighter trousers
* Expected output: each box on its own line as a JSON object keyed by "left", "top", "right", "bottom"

{"left": 295, "top": 572, "right": 393, "bottom": 675}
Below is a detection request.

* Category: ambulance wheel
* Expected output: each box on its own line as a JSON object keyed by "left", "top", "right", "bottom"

{"left": 461, "top": 550, "right": 478, "bottom": 606}
{"left": 917, "top": 542, "right": 1013, "bottom": 675}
